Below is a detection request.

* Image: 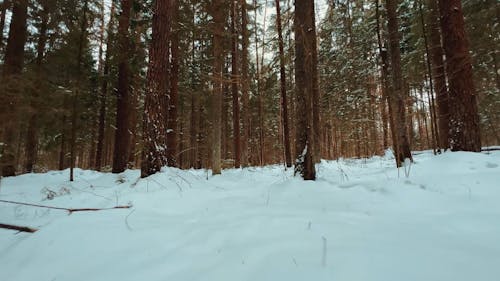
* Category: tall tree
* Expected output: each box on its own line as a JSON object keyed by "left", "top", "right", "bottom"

{"left": 69, "top": 0, "right": 89, "bottom": 182}
{"left": 95, "top": 0, "right": 116, "bottom": 171}
{"left": 294, "top": 0, "right": 317, "bottom": 180}
{"left": 240, "top": 0, "right": 250, "bottom": 167}
{"left": 210, "top": 0, "right": 225, "bottom": 175}
{"left": 275, "top": 0, "right": 292, "bottom": 168}
{"left": 166, "top": 0, "right": 179, "bottom": 167}
{"left": 141, "top": 0, "right": 172, "bottom": 177}
{"left": 386, "top": 0, "right": 413, "bottom": 166}
{"left": 230, "top": 0, "right": 241, "bottom": 167}
{"left": 428, "top": 0, "right": 449, "bottom": 149}
{"left": 438, "top": 0, "right": 481, "bottom": 151}
{"left": 375, "top": 0, "right": 397, "bottom": 153}
{"left": 1, "top": 0, "right": 28, "bottom": 177}
{"left": 24, "top": 0, "right": 51, "bottom": 173}
{"left": 112, "top": 0, "right": 133, "bottom": 173}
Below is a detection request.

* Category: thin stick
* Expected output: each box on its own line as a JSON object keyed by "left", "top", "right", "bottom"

{"left": 0, "top": 223, "right": 38, "bottom": 233}
{"left": 0, "top": 199, "right": 131, "bottom": 214}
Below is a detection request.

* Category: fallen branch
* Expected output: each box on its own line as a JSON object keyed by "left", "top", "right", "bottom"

{"left": 0, "top": 223, "right": 38, "bottom": 233}
{"left": 0, "top": 199, "right": 131, "bottom": 214}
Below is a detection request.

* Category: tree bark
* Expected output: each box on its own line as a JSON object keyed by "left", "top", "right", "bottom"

{"left": 141, "top": 0, "right": 173, "bottom": 177}
{"left": 386, "top": 0, "right": 413, "bottom": 166}
{"left": 230, "top": 0, "right": 241, "bottom": 168}
{"left": 428, "top": 0, "right": 449, "bottom": 149}
{"left": 294, "top": 0, "right": 316, "bottom": 180}
{"left": 1, "top": 0, "right": 28, "bottom": 177}
{"left": 240, "top": 0, "right": 250, "bottom": 167}
{"left": 276, "top": 0, "right": 292, "bottom": 168}
{"left": 210, "top": 0, "right": 225, "bottom": 175}
{"left": 24, "top": 2, "right": 50, "bottom": 173}
{"left": 112, "top": 0, "right": 133, "bottom": 173}
{"left": 95, "top": 1, "right": 116, "bottom": 171}
{"left": 310, "top": 0, "right": 321, "bottom": 163}
{"left": 418, "top": 0, "right": 439, "bottom": 153}
{"left": 69, "top": 0, "right": 89, "bottom": 182}
{"left": 438, "top": 0, "right": 481, "bottom": 151}
{"left": 166, "top": 0, "right": 179, "bottom": 167}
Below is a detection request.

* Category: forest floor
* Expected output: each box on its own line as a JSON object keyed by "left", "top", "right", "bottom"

{"left": 1, "top": 149, "right": 500, "bottom": 281}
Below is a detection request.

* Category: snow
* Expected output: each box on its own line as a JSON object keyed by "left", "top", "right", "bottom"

{"left": 1, "top": 150, "right": 500, "bottom": 281}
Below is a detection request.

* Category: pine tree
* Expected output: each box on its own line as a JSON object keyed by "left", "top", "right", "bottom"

{"left": 166, "top": 0, "right": 179, "bottom": 167}
{"left": 275, "top": 0, "right": 292, "bottom": 168}
{"left": 112, "top": 0, "right": 133, "bottom": 173}
{"left": 438, "top": 0, "right": 481, "bottom": 151}
{"left": 141, "top": 0, "right": 172, "bottom": 177}
{"left": 1, "top": 0, "right": 28, "bottom": 177}
{"left": 230, "top": 0, "right": 241, "bottom": 168}
{"left": 428, "top": 0, "right": 449, "bottom": 149}
{"left": 386, "top": 0, "right": 413, "bottom": 166}
{"left": 294, "top": 0, "right": 317, "bottom": 180}
{"left": 210, "top": 0, "right": 225, "bottom": 175}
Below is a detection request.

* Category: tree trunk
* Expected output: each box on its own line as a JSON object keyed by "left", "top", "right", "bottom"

{"left": 294, "top": 0, "right": 317, "bottom": 180}
{"left": 112, "top": 0, "right": 133, "bottom": 173}
{"left": 95, "top": 1, "right": 116, "bottom": 171}
{"left": 310, "top": 0, "right": 321, "bottom": 163}
{"left": 428, "top": 0, "right": 449, "bottom": 149}
{"left": 167, "top": 0, "right": 179, "bottom": 167}
{"left": 438, "top": 0, "right": 481, "bottom": 151}
{"left": 58, "top": 115, "right": 66, "bottom": 170}
{"left": 1, "top": 0, "right": 28, "bottom": 177}
{"left": 386, "top": 0, "right": 413, "bottom": 166}
{"left": 376, "top": 0, "right": 398, "bottom": 156}
{"left": 25, "top": 3, "right": 50, "bottom": 173}
{"left": 141, "top": 0, "right": 172, "bottom": 177}
{"left": 418, "top": 0, "right": 439, "bottom": 153}
{"left": 275, "top": 0, "right": 292, "bottom": 168}
{"left": 231, "top": 0, "right": 241, "bottom": 168}
{"left": 210, "top": 0, "right": 225, "bottom": 175}
{"left": 69, "top": 0, "right": 89, "bottom": 182}
{"left": 240, "top": 0, "right": 250, "bottom": 167}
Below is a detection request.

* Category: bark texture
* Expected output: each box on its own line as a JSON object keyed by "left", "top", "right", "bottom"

{"left": 240, "top": 0, "right": 250, "bottom": 167}
{"left": 276, "top": 0, "right": 292, "bottom": 168}
{"left": 428, "top": 0, "right": 449, "bottom": 149}
{"left": 1, "top": 0, "right": 28, "bottom": 177}
{"left": 141, "top": 0, "right": 173, "bottom": 177}
{"left": 210, "top": 0, "right": 225, "bottom": 175}
{"left": 112, "top": 0, "right": 133, "bottom": 173}
{"left": 231, "top": 0, "right": 241, "bottom": 168}
{"left": 95, "top": 1, "right": 116, "bottom": 171}
{"left": 294, "top": 0, "right": 317, "bottom": 180}
{"left": 167, "top": 0, "right": 179, "bottom": 167}
{"left": 386, "top": 0, "right": 413, "bottom": 166}
{"left": 25, "top": 2, "right": 50, "bottom": 173}
{"left": 438, "top": 0, "right": 481, "bottom": 151}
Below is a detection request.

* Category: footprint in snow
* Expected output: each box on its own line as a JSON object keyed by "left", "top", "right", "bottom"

{"left": 485, "top": 162, "right": 499, "bottom": 169}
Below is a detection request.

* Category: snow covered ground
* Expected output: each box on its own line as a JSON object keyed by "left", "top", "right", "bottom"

{"left": 1, "top": 150, "right": 499, "bottom": 281}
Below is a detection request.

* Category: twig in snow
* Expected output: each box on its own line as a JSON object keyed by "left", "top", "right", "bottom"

{"left": 125, "top": 209, "right": 136, "bottom": 231}
{"left": 0, "top": 199, "right": 131, "bottom": 214}
{"left": 322, "top": 236, "right": 327, "bottom": 267}
{"left": 0, "top": 223, "right": 38, "bottom": 233}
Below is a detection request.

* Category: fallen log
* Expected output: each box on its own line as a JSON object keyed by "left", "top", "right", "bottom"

{"left": 0, "top": 199, "right": 131, "bottom": 214}
{"left": 0, "top": 223, "right": 38, "bottom": 233}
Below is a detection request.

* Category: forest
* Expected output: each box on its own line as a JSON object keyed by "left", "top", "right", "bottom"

{"left": 0, "top": 0, "right": 497, "bottom": 179}
{"left": 0, "top": 0, "right": 499, "bottom": 280}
